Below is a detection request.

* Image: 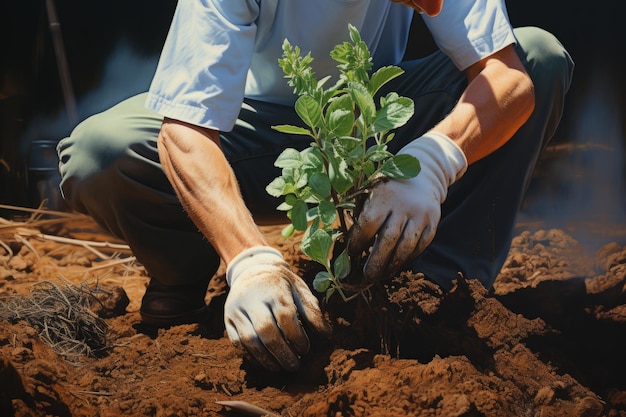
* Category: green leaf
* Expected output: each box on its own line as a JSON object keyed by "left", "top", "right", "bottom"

{"left": 301, "top": 147, "right": 325, "bottom": 171}
{"left": 302, "top": 216, "right": 321, "bottom": 246}
{"left": 303, "top": 190, "right": 320, "bottom": 204}
{"left": 326, "top": 108, "right": 354, "bottom": 138}
{"left": 285, "top": 194, "right": 298, "bottom": 206}
{"left": 327, "top": 94, "right": 353, "bottom": 115}
{"left": 348, "top": 23, "right": 362, "bottom": 43}
{"left": 365, "top": 144, "right": 392, "bottom": 162}
{"left": 276, "top": 202, "right": 291, "bottom": 211}
{"left": 347, "top": 82, "right": 376, "bottom": 123}
{"left": 337, "top": 135, "right": 362, "bottom": 156}
{"left": 318, "top": 200, "right": 337, "bottom": 226}
{"left": 320, "top": 86, "right": 343, "bottom": 107}
{"left": 306, "top": 206, "right": 319, "bottom": 221}
{"left": 300, "top": 229, "right": 333, "bottom": 266}
{"left": 280, "top": 166, "right": 296, "bottom": 183}
{"left": 328, "top": 154, "right": 354, "bottom": 194}
{"left": 325, "top": 286, "right": 336, "bottom": 300}
{"left": 266, "top": 177, "right": 286, "bottom": 197}
{"left": 372, "top": 97, "right": 414, "bottom": 133}
{"left": 309, "top": 215, "right": 322, "bottom": 234}
{"left": 313, "top": 271, "right": 332, "bottom": 292}
{"left": 274, "top": 148, "right": 302, "bottom": 169}
{"left": 333, "top": 249, "right": 351, "bottom": 281}
{"left": 272, "top": 124, "right": 312, "bottom": 136}
{"left": 317, "top": 75, "right": 332, "bottom": 89}
{"left": 281, "top": 223, "right": 295, "bottom": 238}
{"left": 296, "top": 170, "right": 310, "bottom": 190}
{"left": 380, "top": 91, "right": 399, "bottom": 107}
{"left": 368, "top": 66, "right": 404, "bottom": 96}
{"left": 309, "top": 172, "right": 331, "bottom": 198}
{"left": 295, "top": 95, "right": 323, "bottom": 128}
{"left": 382, "top": 131, "right": 396, "bottom": 145}
{"left": 282, "top": 182, "right": 299, "bottom": 196}
{"left": 291, "top": 199, "right": 309, "bottom": 231}
{"left": 329, "top": 41, "right": 351, "bottom": 65}
{"left": 381, "top": 154, "right": 421, "bottom": 179}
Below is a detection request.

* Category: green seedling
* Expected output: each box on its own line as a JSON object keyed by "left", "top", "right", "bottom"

{"left": 266, "top": 24, "right": 420, "bottom": 301}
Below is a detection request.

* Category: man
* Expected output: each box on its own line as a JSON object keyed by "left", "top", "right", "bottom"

{"left": 56, "top": 0, "right": 573, "bottom": 372}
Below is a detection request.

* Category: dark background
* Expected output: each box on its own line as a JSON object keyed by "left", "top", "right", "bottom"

{"left": 1, "top": 1, "right": 624, "bottom": 244}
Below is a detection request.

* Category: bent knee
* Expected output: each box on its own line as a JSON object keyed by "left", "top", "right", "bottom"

{"left": 58, "top": 105, "right": 162, "bottom": 211}
{"left": 58, "top": 93, "right": 161, "bottom": 180}
{"left": 514, "top": 26, "right": 574, "bottom": 92}
{"left": 58, "top": 114, "right": 124, "bottom": 189}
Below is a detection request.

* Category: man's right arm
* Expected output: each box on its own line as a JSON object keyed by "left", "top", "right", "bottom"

{"left": 157, "top": 118, "right": 332, "bottom": 372}
{"left": 157, "top": 118, "right": 267, "bottom": 263}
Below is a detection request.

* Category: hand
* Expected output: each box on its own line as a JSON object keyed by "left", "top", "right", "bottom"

{"left": 348, "top": 132, "right": 468, "bottom": 282}
{"left": 224, "top": 246, "right": 332, "bottom": 372}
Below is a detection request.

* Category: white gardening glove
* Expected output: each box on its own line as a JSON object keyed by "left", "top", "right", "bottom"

{"left": 224, "top": 246, "right": 332, "bottom": 372}
{"left": 348, "top": 132, "right": 468, "bottom": 282}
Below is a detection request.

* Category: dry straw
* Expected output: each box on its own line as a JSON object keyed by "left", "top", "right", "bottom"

{"left": 0, "top": 203, "right": 134, "bottom": 363}
{"left": 0, "top": 278, "right": 109, "bottom": 363}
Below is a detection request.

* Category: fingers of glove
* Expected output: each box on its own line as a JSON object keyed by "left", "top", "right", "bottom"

{"left": 224, "top": 320, "right": 251, "bottom": 362}
{"left": 348, "top": 201, "right": 389, "bottom": 256}
{"left": 56, "top": 137, "right": 70, "bottom": 155}
{"left": 362, "top": 215, "right": 405, "bottom": 282}
{"left": 364, "top": 213, "right": 432, "bottom": 282}
{"left": 225, "top": 262, "right": 330, "bottom": 372}
{"left": 57, "top": 139, "right": 71, "bottom": 177}
{"left": 383, "top": 212, "right": 438, "bottom": 276}
{"left": 250, "top": 262, "right": 331, "bottom": 341}
{"left": 225, "top": 310, "right": 299, "bottom": 372}
{"left": 250, "top": 308, "right": 303, "bottom": 372}
{"left": 288, "top": 274, "right": 333, "bottom": 339}
{"left": 386, "top": 218, "right": 424, "bottom": 273}
{"left": 267, "top": 295, "right": 311, "bottom": 356}
{"left": 415, "top": 219, "right": 437, "bottom": 255}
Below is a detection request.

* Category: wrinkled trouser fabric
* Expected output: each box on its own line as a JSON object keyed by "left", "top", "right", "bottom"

{"left": 57, "top": 27, "right": 574, "bottom": 290}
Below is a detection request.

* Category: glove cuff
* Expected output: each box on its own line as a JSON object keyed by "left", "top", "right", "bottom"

{"left": 226, "top": 246, "right": 283, "bottom": 287}
{"left": 399, "top": 132, "right": 468, "bottom": 185}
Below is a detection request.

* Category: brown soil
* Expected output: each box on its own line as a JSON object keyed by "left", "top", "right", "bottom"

{"left": 1, "top": 209, "right": 625, "bottom": 417}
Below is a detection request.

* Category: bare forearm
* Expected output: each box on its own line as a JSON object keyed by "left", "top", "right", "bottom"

{"left": 432, "top": 45, "right": 535, "bottom": 165}
{"left": 157, "top": 118, "right": 267, "bottom": 263}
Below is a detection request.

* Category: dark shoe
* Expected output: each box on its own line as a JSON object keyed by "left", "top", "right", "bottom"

{"left": 140, "top": 279, "right": 210, "bottom": 328}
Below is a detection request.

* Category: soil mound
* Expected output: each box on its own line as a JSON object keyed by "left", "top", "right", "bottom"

{"left": 1, "top": 209, "right": 625, "bottom": 416}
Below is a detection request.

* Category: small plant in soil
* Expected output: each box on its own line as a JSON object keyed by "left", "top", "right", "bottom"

{"left": 266, "top": 24, "right": 419, "bottom": 302}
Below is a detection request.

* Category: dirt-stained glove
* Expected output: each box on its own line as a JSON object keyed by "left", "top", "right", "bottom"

{"left": 348, "top": 132, "right": 468, "bottom": 282}
{"left": 224, "top": 246, "right": 332, "bottom": 372}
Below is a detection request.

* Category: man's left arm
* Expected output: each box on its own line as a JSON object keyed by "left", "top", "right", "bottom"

{"left": 348, "top": 44, "right": 535, "bottom": 282}
{"left": 433, "top": 44, "right": 535, "bottom": 164}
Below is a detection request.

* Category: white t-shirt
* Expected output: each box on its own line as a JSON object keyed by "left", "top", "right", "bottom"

{"left": 146, "top": 0, "right": 515, "bottom": 132}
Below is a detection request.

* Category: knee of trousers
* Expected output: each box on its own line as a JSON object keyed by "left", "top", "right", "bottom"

{"left": 57, "top": 112, "right": 162, "bottom": 215}
{"left": 514, "top": 27, "right": 575, "bottom": 105}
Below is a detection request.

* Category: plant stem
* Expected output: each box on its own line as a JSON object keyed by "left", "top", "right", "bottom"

{"left": 330, "top": 188, "right": 349, "bottom": 234}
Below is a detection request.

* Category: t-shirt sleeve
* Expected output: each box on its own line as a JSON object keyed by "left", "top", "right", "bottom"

{"left": 145, "top": 0, "right": 260, "bottom": 132}
{"left": 421, "top": 0, "right": 516, "bottom": 70}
